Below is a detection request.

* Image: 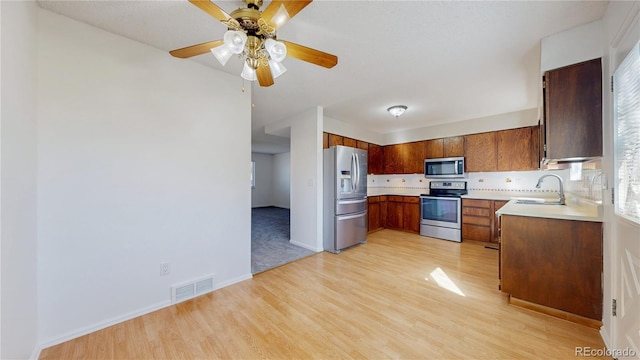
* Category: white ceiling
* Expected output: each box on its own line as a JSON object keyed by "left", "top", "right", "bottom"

{"left": 37, "top": 0, "right": 608, "bottom": 153}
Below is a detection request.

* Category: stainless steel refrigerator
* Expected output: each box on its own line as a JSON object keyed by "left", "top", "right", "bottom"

{"left": 323, "top": 145, "right": 368, "bottom": 253}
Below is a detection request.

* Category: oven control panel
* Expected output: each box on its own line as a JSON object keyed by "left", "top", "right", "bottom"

{"left": 429, "top": 181, "right": 466, "bottom": 190}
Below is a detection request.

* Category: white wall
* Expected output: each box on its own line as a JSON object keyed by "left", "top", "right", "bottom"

{"left": 541, "top": 20, "right": 604, "bottom": 72}
{"left": 0, "top": 1, "right": 39, "bottom": 359}
{"left": 266, "top": 107, "right": 323, "bottom": 252}
{"left": 36, "top": 9, "right": 252, "bottom": 347}
{"left": 272, "top": 152, "right": 291, "bottom": 209}
{"left": 251, "top": 153, "right": 274, "bottom": 208}
{"left": 385, "top": 108, "right": 539, "bottom": 145}
{"left": 325, "top": 108, "right": 539, "bottom": 146}
{"left": 290, "top": 108, "right": 323, "bottom": 251}
{"left": 251, "top": 152, "right": 290, "bottom": 208}
{"left": 324, "top": 116, "right": 385, "bottom": 145}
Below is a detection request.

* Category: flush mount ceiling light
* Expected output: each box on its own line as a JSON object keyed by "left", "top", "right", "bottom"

{"left": 170, "top": 0, "right": 338, "bottom": 87}
{"left": 387, "top": 105, "right": 408, "bottom": 118}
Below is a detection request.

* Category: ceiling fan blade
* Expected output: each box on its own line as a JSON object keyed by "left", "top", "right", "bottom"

{"left": 169, "top": 40, "right": 224, "bottom": 58}
{"left": 256, "top": 63, "right": 274, "bottom": 87}
{"left": 261, "top": 1, "right": 312, "bottom": 29}
{"left": 188, "top": 0, "right": 233, "bottom": 22}
{"left": 282, "top": 41, "right": 338, "bottom": 68}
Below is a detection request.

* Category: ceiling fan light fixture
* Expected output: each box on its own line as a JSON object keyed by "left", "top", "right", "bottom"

{"left": 387, "top": 105, "right": 408, "bottom": 118}
{"left": 241, "top": 62, "right": 257, "bottom": 81}
{"left": 269, "top": 60, "right": 287, "bottom": 78}
{"left": 223, "top": 30, "right": 247, "bottom": 54}
{"left": 169, "top": 0, "right": 338, "bottom": 87}
{"left": 210, "top": 44, "right": 233, "bottom": 66}
{"left": 265, "top": 38, "right": 287, "bottom": 62}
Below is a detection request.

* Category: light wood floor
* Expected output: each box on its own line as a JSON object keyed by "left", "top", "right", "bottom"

{"left": 40, "top": 230, "right": 609, "bottom": 359}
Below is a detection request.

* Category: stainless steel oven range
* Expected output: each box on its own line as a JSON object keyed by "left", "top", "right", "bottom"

{"left": 420, "top": 180, "right": 468, "bottom": 242}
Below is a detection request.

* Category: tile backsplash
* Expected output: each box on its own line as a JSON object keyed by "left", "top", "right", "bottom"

{"left": 368, "top": 166, "right": 603, "bottom": 203}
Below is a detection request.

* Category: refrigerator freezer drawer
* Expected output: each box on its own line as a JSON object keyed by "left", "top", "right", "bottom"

{"left": 336, "top": 198, "right": 367, "bottom": 216}
{"left": 331, "top": 211, "right": 367, "bottom": 253}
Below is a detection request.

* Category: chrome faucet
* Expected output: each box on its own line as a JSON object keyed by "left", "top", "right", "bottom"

{"left": 536, "top": 174, "right": 565, "bottom": 205}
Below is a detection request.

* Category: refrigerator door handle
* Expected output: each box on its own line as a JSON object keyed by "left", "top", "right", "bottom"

{"left": 352, "top": 153, "right": 357, "bottom": 192}
{"left": 354, "top": 153, "right": 360, "bottom": 192}
{"left": 338, "top": 199, "right": 367, "bottom": 205}
{"left": 337, "top": 212, "right": 366, "bottom": 221}
{"left": 351, "top": 153, "right": 357, "bottom": 192}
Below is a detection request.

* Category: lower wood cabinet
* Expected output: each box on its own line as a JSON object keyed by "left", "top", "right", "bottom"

{"left": 367, "top": 196, "right": 386, "bottom": 233}
{"left": 462, "top": 199, "right": 492, "bottom": 242}
{"left": 386, "top": 196, "right": 404, "bottom": 230}
{"left": 401, "top": 196, "right": 421, "bottom": 233}
{"left": 462, "top": 199, "right": 508, "bottom": 244}
{"left": 368, "top": 195, "right": 419, "bottom": 234}
{"left": 493, "top": 200, "right": 509, "bottom": 243}
{"left": 500, "top": 215, "right": 603, "bottom": 323}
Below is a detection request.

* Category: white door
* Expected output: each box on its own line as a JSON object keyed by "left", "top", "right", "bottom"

{"left": 608, "top": 4, "right": 640, "bottom": 358}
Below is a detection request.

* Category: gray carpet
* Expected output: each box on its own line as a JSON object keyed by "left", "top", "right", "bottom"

{"left": 251, "top": 206, "right": 316, "bottom": 274}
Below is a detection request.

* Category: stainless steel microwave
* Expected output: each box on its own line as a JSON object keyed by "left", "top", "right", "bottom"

{"left": 424, "top": 157, "right": 466, "bottom": 178}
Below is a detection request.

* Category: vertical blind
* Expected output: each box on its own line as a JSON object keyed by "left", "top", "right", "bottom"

{"left": 614, "top": 40, "right": 640, "bottom": 224}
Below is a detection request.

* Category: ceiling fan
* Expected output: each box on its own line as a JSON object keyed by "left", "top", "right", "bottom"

{"left": 170, "top": 0, "right": 338, "bottom": 87}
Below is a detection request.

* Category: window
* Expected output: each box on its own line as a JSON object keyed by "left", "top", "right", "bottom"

{"left": 614, "top": 40, "right": 640, "bottom": 223}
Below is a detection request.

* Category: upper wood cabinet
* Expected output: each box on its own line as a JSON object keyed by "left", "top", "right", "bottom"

{"left": 356, "top": 140, "right": 369, "bottom": 150}
{"left": 424, "top": 136, "right": 464, "bottom": 159}
{"left": 425, "top": 139, "right": 444, "bottom": 159}
{"left": 497, "top": 127, "right": 537, "bottom": 171}
{"left": 404, "top": 141, "right": 425, "bottom": 174}
{"left": 368, "top": 143, "right": 384, "bottom": 174}
{"left": 328, "top": 133, "right": 344, "bottom": 147}
{"left": 343, "top": 137, "right": 357, "bottom": 148}
{"left": 444, "top": 136, "right": 464, "bottom": 157}
{"left": 383, "top": 144, "right": 405, "bottom": 174}
{"left": 543, "top": 58, "right": 602, "bottom": 161}
{"left": 464, "top": 132, "right": 498, "bottom": 172}
{"left": 325, "top": 127, "right": 538, "bottom": 174}
{"left": 383, "top": 141, "right": 424, "bottom": 174}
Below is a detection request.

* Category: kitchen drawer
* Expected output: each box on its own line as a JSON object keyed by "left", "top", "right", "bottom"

{"left": 462, "top": 224, "right": 491, "bottom": 242}
{"left": 463, "top": 199, "right": 491, "bottom": 208}
{"left": 387, "top": 196, "right": 404, "bottom": 202}
{"left": 463, "top": 207, "right": 492, "bottom": 217}
{"left": 368, "top": 196, "right": 380, "bottom": 203}
{"left": 463, "top": 216, "right": 491, "bottom": 226}
{"left": 403, "top": 196, "right": 420, "bottom": 204}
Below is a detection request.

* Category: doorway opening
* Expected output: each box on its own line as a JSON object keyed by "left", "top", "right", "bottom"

{"left": 250, "top": 151, "right": 314, "bottom": 273}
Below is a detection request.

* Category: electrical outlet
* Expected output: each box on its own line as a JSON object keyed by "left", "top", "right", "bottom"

{"left": 160, "top": 262, "right": 170, "bottom": 276}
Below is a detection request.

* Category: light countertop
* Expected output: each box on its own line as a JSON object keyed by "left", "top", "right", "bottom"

{"left": 496, "top": 197, "right": 603, "bottom": 222}
{"left": 367, "top": 188, "right": 425, "bottom": 197}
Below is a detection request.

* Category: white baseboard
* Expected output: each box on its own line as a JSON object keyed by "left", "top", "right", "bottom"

{"left": 35, "top": 272, "right": 254, "bottom": 355}
{"left": 37, "top": 299, "right": 171, "bottom": 351}
{"left": 215, "top": 273, "right": 253, "bottom": 289}
{"left": 600, "top": 327, "right": 612, "bottom": 351}
{"left": 290, "top": 239, "right": 323, "bottom": 252}
{"left": 30, "top": 344, "right": 42, "bottom": 360}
